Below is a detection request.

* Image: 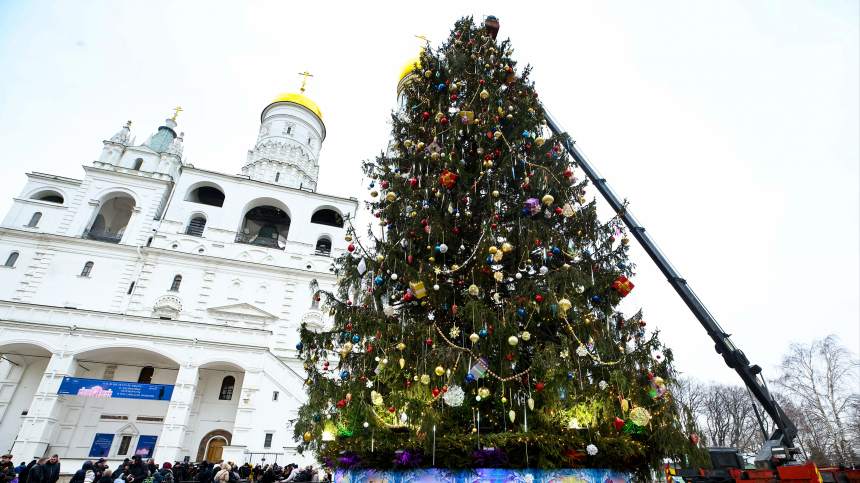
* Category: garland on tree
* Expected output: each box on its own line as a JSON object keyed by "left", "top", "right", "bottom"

{"left": 293, "top": 15, "right": 709, "bottom": 477}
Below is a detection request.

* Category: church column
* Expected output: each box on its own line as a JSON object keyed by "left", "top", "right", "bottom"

{"left": 221, "top": 371, "right": 260, "bottom": 463}
{"left": 154, "top": 364, "right": 199, "bottom": 463}
{"left": 10, "top": 352, "right": 76, "bottom": 461}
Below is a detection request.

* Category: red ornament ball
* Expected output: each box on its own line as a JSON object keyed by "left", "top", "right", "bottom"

{"left": 440, "top": 118, "right": 448, "bottom": 125}
{"left": 347, "top": 244, "right": 355, "bottom": 252}
{"left": 426, "top": 338, "right": 433, "bottom": 345}
{"left": 564, "top": 169, "right": 573, "bottom": 177}
{"left": 410, "top": 178, "right": 418, "bottom": 187}
{"left": 422, "top": 112, "right": 429, "bottom": 120}
{"left": 389, "top": 406, "right": 395, "bottom": 413}
{"left": 432, "top": 388, "right": 441, "bottom": 397}
{"left": 535, "top": 295, "right": 543, "bottom": 303}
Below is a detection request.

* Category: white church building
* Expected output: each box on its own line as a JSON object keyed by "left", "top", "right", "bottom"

{"left": 0, "top": 89, "right": 357, "bottom": 468}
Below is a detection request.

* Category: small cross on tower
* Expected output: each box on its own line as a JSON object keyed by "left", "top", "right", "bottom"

{"left": 172, "top": 106, "right": 183, "bottom": 120}
{"left": 298, "top": 71, "right": 313, "bottom": 94}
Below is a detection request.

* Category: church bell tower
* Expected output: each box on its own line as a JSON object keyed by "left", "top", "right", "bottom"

{"left": 243, "top": 72, "right": 325, "bottom": 190}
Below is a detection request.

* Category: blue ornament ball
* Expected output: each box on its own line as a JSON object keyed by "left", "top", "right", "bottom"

{"left": 486, "top": 257, "right": 494, "bottom": 264}
{"left": 352, "top": 335, "right": 360, "bottom": 343}
{"left": 619, "top": 263, "right": 627, "bottom": 269}
{"left": 340, "top": 371, "right": 349, "bottom": 379}
{"left": 313, "top": 414, "right": 321, "bottom": 422}
{"left": 295, "top": 343, "right": 302, "bottom": 350}
{"left": 552, "top": 247, "right": 561, "bottom": 256}
{"left": 567, "top": 373, "right": 574, "bottom": 379}
{"left": 478, "top": 329, "right": 488, "bottom": 338}
{"left": 343, "top": 332, "right": 350, "bottom": 338}
{"left": 465, "top": 374, "right": 475, "bottom": 383}
{"left": 517, "top": 308, "right": 527, "bottom": 318}
{"left": 374, "top": 276, "right": 384, "bottom": 286}
{"left": 592, "top": 295, "right": 601, "bottom": 303}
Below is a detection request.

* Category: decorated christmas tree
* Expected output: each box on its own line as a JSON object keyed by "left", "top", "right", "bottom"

{"left": 295, "top": 16, "right": 707, "bottom": 476}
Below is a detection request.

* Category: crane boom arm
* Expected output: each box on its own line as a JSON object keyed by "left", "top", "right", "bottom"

{"left": 543, "top": 110, "right": 797, "bottom": 467}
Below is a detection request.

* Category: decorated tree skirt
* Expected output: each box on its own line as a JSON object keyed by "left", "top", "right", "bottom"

{"left": 334, "top": 468, "right": 630, "bottom": 483}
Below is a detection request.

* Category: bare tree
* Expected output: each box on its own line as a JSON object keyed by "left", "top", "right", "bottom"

{"left": 699, "top": 382, "right": 762, "bottom": 458}
{"left": 774, "top": 335, "right": 859, "bottom": 465}
{"left": 672, "top": 376, "right": 707, "bottom": 437}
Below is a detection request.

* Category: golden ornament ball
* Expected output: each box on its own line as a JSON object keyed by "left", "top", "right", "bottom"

{"left": 621, "top": 237, "right": 630, "bottom": 245}
{"left": 386, "top": 192, "right": 397, "bottom": 202}
{"left": 480, "top": 90, "right": 490, "bottom": 99}
{"left": 542, "top": 194, "right": 554, "bottom": 205}
{"left": 417, "top": 142, "right": 425, "bottom": 149}
{"left": 502, "top": 397, "right": 508, "bottom": 403}
{"left": 344, "top": 342, "right": 353, "bottom": 351}
{"left": 492, "top": 190, "right": 499, "bottom": 197}
{"left": 434, "top": 366, "right": 445, "bottom": 376}
{"left": 404, "top": 140, "right": 412, "bottom": 148}
{"left": 424, "top": 70, "right": 433, "bottom": 78}
{"left": 451, "top": 264, "right": 459, "bottom": 270}
{"left": 493, "top": 131, "right": 502, "bottom": 138}
{"left": 469, "top": 333, "right": 480, "bottom": 343}
{"left": 399, "top": 358, "right": 405, "bottom": 369}
{"left": 501, "top": 242, "right": 514, "bottom": 253}
{"left": 534, "top": 136, "right": 545, "bottom": 147}
{"left": 326, "top": 343, "right": 333, "bottom": 350}
{"left": 370, "top": 190, "right": 379, "bottom": 198}
{"left": 506, "top": 114, "right": 513, "bottom": 119}
{"left": 478, "top": 387, "right": 491, "bottom": 398}
{"left": 372, "top": 173, "right": 378, "bottom": 179}
{"left": 489, "top": 246, "right": 498, "bottom": 254}
{"left": 493, "top": 271, "right": 504, "bottom": 281}
{"left": 303, "top": 432, "right": 312, "bottom": 442}
{"left": 305, "top": 379, "right": 313, "bottom": 386}
{"left": 397, "top": 342, "right": 406, "bottom": 350}
{"left": 558, "top": 298, "right": 572, "bottom": 312}
{"left": 508, "top": 335, "right": 519, "bottom": 346}
{"left": 428, "top": 256, "right": 435, "bottom": 262}
{"left": 344, "top": 235, "right": 353, "bottom": 242}
{"left": 472, "top": 427, "right": 478, "bottom": 433}
{"left": 654, "top": 376, "right": 665, "bottom": 387}
{"left": 377, "top": 255, "right": 384, "bottom": 262}
{"left": 521, "top": 331, "right": 532, "bottom": 341}
{"left": 541, "top": 119, "right": 547, "bottom": 125}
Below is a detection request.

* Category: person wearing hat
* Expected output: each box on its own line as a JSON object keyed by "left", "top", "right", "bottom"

{"left": 157, "top": 463, "right": 173, "bottom": 483}
{"left": 125, "top": 456, "right": 148, "bottom": 483}
{"left": 0, "top": 455, "right": 16, "bottom": 483}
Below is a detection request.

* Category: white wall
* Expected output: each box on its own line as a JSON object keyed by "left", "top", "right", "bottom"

{"left": 0, "top": 355, "right": 49, "bottom": 455}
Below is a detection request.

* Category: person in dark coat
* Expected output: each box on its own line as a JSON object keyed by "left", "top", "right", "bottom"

{"left": 195, "top": 464, "right": 213, "bottom": 483}
{"left": 26, "top": 459, "right": 47, "bottom": 483}
{"left": 1, "top": 455, "right": 16, "bottom": 483}
{"left": 69, "top": 461, "right": 94, "bottom": 483}
{"left": 125, "top": 456, "right": 148, "bottom": 483}
{"left": 41, "top": 456, "right": 60, "bottom": 483}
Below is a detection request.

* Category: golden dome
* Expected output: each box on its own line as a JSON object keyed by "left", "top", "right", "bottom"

{"left": 268, "top": 92, "right": 323, "bottom": 122}
{"left": 398, "top": 57, "right": 422, "bottom": 84}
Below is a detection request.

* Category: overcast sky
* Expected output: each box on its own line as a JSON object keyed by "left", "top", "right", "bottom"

{"left": 0, "top": 0, "right": 857, "bottom": 386}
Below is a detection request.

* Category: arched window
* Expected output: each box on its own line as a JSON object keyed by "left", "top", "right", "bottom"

{"left": 5, "top": 252, "right": 19, "bottom": 267}
{"left": 186, "top": 217, "right": 206, "bottom": 236}
{"left": 310, "top": 209, "right": 343, "bottom": 228}
{"left": 27, "top": 212, "right": 42, "bottom": 227}
{"left": 30, "top": 190, "right": 64, "bottom": 204}
{"left": 185, "top": 185, "right": 225, "bottom": 207}
{"left": 310, "top": 297, "right": 320, "bottom": 310}
{"left": 138, "top": 366, "right": 154, "bottom": 384}
{"left": 315, "top": 237, "right": 331, "bottom": 256}
{"left": 169, "top": 275, "right": 182, "bottom": 292}
{"left": 219, "top": 376, "right": 235, "bottom": 400}
{"left": 133, "top": 158, "right": 144, "bottom": 171}
{"left": 80, "top": 261, "right": 94, "bottom": 277}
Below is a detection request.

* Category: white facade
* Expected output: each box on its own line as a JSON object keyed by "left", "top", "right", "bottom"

{"left": 0, "top": 94, "right": 355, "bottom": 468}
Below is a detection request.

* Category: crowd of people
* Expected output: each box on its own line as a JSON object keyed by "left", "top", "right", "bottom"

{"left": 0, "top": 454, "right": 331, "bottom": 483}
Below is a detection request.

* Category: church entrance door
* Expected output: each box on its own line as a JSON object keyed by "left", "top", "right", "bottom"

{"left": 205, "top": 438, "right": 226, "bottom": 462}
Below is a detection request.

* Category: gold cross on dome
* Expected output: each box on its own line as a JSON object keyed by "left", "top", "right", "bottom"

{"left": 172, "top": 106, "right": 183, "bottom": 120}
{"left": 415, "top": 35, "right": 432, "bottom": 44}
{"left": 298, "top": 71, "right": 314, "bottom": 93}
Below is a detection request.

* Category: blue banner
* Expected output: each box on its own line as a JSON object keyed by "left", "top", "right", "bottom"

{"left": 135, "top": 435, "right": 158, "bottom": 458}
{"left": 57, "top": 377, "right": 173, "bottom": 401}
{"left": 89, "top": 433, "right": 114, "bottom": 457}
